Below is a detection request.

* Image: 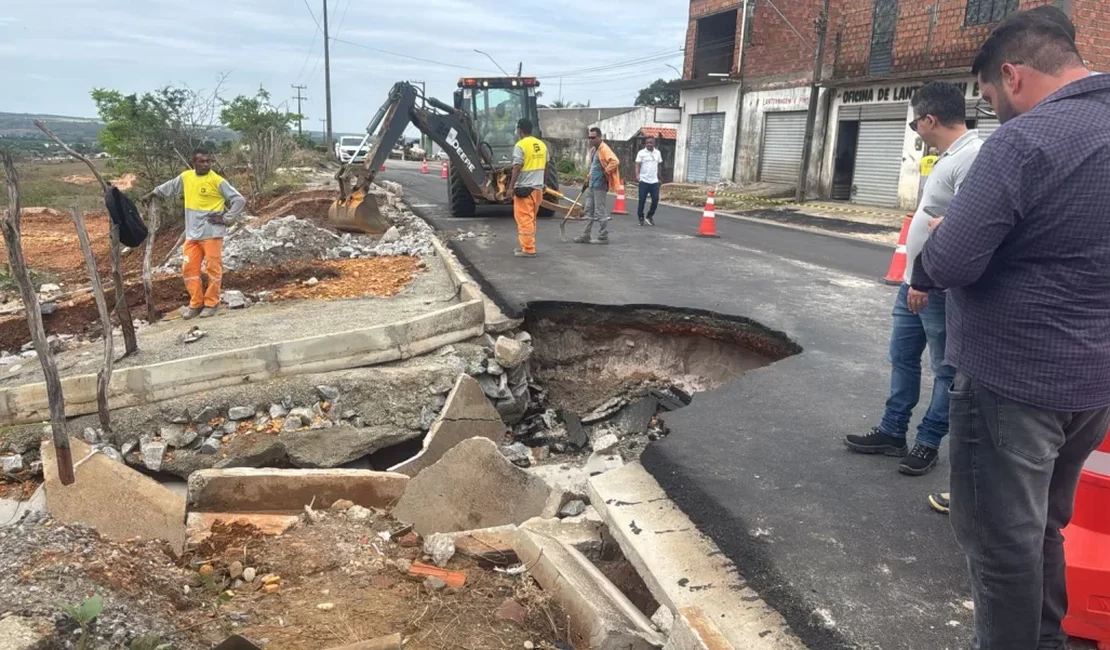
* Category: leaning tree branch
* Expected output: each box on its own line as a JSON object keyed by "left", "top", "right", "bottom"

{"left": 71, "top": 206, "right": 114, "bottom": 434}
{"left": 141, "top": 198, "right": 160, "bottom": 323}
{"left": 34, "top": 120, "right": 137, "bottom": 355}
{"left": 1, "top": 151, "right": 75, "bottom": 485}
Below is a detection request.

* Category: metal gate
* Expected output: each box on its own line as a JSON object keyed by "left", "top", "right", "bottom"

{"left": 759, "top": 111, "right": 808, "bottom": 184}
{"left": 869, "top": 0, "right": 899, "bottom": 76}
{"left": 852, "top": 120, "right": 905, "bottom": 207}
{"left": 977, "top": 116, "right": 1001, "bottom": 140}
{"left": 686, "top": 113, "right": 726, "bottom": 184}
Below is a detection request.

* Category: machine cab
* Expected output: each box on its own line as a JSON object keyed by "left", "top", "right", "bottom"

{"left": 454, "top": 77, "right": 541, "bottom": 166}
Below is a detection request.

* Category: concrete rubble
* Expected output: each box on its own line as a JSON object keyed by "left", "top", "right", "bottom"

{"left": 393, "top": 437, "right": 554, "bottom": 535}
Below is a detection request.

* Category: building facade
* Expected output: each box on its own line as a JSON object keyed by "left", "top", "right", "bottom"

{"left": 675, "top": 0, "right": 1109, "bottom": 208}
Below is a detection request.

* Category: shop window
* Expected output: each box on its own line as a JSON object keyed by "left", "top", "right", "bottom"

{"left": 965, "top": 0, "right": 1018, "bottom": 26}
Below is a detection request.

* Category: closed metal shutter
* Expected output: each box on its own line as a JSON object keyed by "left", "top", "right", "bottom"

{"left": 852, "top": 120, "right": 905, "bottom": 207}
{"left": 759, "top": 111, "right": 808, "bottom": 184}
{"left": 977, "top": 117, "right": 1001, "bottom": 140}
{"left": 686, "top": 113, "right": 726, "bottom": 183}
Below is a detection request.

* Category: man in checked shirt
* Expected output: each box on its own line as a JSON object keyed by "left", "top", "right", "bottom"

{"left": 911, "top": 8, "right": 1110, "bottom": 649}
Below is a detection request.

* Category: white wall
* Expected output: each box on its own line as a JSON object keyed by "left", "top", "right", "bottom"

{"left": 675, "top": 83, "right": 742, "bottom": 183}
{"left": 734, "top": 86, "right": 829, "bottom": 196}
{"left": 594, "top": 107, "right": 670, "bottom": 141}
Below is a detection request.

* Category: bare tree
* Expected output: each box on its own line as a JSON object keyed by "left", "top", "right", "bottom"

{"left": 70, "top": 207, "right": 114, "bottom": 434}
{"left": 1, "top": 152, "right": 75, "bottom": 484}
{"left": 34, "top": 120, "right": 138, "bottom": 356}
{"left": 141, "top": 198, "right": 160, "bottom": 323}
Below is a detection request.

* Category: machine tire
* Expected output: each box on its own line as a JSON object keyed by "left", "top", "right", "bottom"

{"left": 538, "top": 161, "right": 559, "bottom": 218}
{"left": 448, "top": 165, "right": 476, "bottom": 218}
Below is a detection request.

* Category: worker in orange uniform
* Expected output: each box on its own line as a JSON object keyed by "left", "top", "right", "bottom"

{"left": 508, "top": 118, "right": 548, "bottom": 257}
{"left": 147, "top": 149, "right": 245, "bottom": 319}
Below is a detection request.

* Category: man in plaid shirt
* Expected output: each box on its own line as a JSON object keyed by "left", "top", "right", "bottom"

{"left": 912, "top": 8, "right": 1110, "bottom": 648}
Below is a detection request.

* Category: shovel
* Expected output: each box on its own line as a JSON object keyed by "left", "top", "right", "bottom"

{"left": 558, "top": 190, "right": 585, "bottom": 243}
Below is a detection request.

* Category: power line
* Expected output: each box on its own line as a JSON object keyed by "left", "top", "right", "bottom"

{"left": 301, "top": 0, "right": 322, "bottom": 33}
{"left": 294, "top": 30, "right": 318, "bottom": 85}
{"left": 330, "top": 36, "right": 501, "bottom": 73}
{"left": 332, "top": 0, "right": 354, "bottom": 40}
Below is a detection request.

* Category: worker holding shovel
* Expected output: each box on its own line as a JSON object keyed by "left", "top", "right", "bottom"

{"left": 146, "top": 149, "right": 245, "bottom": 319}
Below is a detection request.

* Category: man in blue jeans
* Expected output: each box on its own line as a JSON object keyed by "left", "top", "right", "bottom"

{"left": 845, "top": 81, "right": 982, "bottom": 476}
{"left": 634, "top": 137, "right": 663, "bottom": 225}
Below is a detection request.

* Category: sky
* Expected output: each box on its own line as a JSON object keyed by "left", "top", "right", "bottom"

{"left": 0, "top": 0, "right": 689, "bottom": 133}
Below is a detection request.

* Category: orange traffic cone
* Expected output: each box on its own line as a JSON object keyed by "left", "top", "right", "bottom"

{"left": 441, "top": 161, "right": 449, "bottom": 179}
{"left": 1062, "top": 432, "right": 1110, "bottom": 648}
{"left": 421, "top": 159, "right": 429, "bottom": 174}
{"left": 883, "top": 216, "right": 913, "bottom": 285}
{"left": 612, "top": 183, "right": 628, "bottom": 215}
{"left": 696, "top": 189, "right": 720, "bottom": 238}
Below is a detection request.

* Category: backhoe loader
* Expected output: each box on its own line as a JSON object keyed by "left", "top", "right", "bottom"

{"left": 329, "top": 78, "right": 577, "bottom": 233}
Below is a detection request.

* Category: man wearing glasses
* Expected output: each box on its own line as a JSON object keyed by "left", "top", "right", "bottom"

{"left": 844, "top": 82, "right": 982, "bottom": 476}
{"left": 574, "top": 127, "right": 621, "bottom": 245}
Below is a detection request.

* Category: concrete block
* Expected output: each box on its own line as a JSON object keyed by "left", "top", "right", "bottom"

{"left": 513, "top": 528, "right": 666, "bottom": 650}
{"left": 42, "top": 439, "right": 186, "bottom": 554}
{"left": 441, "top": 524, "right": 520, "bottom": 558}
{"left": 665, "top": 608, "right": 732, "bottom": 650}
{"left": 392, "top": 437, "right": 552, "bottom": 535}
{"left": 521, "top": 516, "right": 605, "bottom": 559}
{"left": 390, "top": 374, "right": 508, "bottom": 477}
{"left": 187, "top": 467, "right": 409, "bottom": 514}
{"left": 588, "top": 464, "right": 805, "bottom": 650}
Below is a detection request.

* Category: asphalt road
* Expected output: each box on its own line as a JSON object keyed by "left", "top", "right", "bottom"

{"left": 380, "top": 161, "right": 978, "bottom": 650}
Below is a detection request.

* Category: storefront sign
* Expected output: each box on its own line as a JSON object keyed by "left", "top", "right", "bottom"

{"left": 840, "top": 80, "right": 982, "bottom": 104}
{"left": 763, "top": 95, "right": 810, "bottom": 109}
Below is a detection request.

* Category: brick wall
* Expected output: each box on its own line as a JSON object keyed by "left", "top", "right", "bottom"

{"left": 681, "top": 0, "right": 1110, "bottom": 84}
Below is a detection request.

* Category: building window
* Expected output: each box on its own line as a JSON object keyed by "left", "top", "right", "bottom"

{"left": 699, "top": 97, "right": 719, "bottom": 113}
{"left": 693, "top": 10, "right": 738, "bottom": 78}
{"left": 743, "top": 0, "right": 757, "bottom": 45}
{"left": 965, "top": 0, "right": 1018, "bottom": 26}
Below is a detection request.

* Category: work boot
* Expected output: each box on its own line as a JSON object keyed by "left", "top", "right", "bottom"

{"left": 899, "top": 444, "right": 939, "bottom": 476}
{"left": 181, "top": 306, "right": 201, "bottom": 320}
{"left": 638, "top": 217, "right": 645, "bottom": 226}
{"left": 514, "top": 249, "right": 536, "bottom": 258}
{"left": 928, "top": 492, "right": 950, "bottom": 514}
{"left": 844, "top": 427, "right": 907, "bottom": 457}
{"left": 573, "top": 235, "right": 591, "bottom": 244}
{"left": 199, "top": 307, "right": 218, "bottom": 319}
{"left": 593, "top": 237, "right": 610, "bottom": 245}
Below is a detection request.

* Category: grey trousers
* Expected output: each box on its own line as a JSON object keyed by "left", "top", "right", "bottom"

{"left": 948, "top": 370, "right": 1110, "bottom": 650}
{"left": 581, "top": 188, "right": 610, "bottom": 239}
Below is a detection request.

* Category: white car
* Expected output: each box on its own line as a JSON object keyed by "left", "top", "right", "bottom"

{"left": 335, "top": 136, "right": 369, "bottom": 163}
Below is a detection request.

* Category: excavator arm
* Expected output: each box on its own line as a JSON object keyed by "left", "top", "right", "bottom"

{"left": 331, "top": 82, "right": 499, "bottom": 233}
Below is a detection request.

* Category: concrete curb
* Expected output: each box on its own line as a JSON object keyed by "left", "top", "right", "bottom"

{"left": 0, "top": 295, "right": 484, "bottom": 426}
{"left": 588, "top": 463, "right": 806, "bottom": 650}
{"left": 429, "top": 236, "right": 521, "bottom": 332}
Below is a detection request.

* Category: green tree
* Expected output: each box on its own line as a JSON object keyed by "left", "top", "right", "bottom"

{"left": 219, "top": 88, "right": 300, "bottom": 192}
{"left": 91, "top": 82, "right": 225, "bottom": 192}
{"left": 634, "top": 78, "right": 680, "bottom": 107}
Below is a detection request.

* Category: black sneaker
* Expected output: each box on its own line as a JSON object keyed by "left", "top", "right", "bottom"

{"left": 645, "top": 217, "right": 655, "bottom": 226}
{"left": 593, "top": 238, "right": 609, "bottom": 245}
{"left": 928, "top": 492, "right": 950, "bottom": 514}
{"left": 638, "top": 218, "right": 645, "bottom": 226}
{"left": 573, "top": 235, "right": 591, "bottom": 244}
{"left": 844, "top": 427, "right": 908, "bottom": 456}
{"left": 899, "top": 444, "right": 939, "bottom": 476}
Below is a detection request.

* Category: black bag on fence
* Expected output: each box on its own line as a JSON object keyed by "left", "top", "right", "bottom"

{"left": 103, "top": 185, "right": 148, "bottom": 247}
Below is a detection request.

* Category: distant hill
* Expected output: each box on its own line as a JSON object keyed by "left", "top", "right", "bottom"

{"left": 0, "top": 112, "right": 104, "bottom": 141}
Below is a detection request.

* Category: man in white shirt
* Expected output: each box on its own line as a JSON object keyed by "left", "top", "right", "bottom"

{"left": 634, "top": 137, "right": 664, "bottom": 226}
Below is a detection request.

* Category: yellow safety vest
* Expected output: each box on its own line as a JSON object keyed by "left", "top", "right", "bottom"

{"left": 181, "top": 169, "right": 227, "bottom": 213}
{"left": 518, "top": 136, "right": 547, "bottom": 172}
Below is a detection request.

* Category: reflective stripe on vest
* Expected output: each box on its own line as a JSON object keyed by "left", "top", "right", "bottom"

{"left": 181, "top": 170, "right": 227, "bottom": 213}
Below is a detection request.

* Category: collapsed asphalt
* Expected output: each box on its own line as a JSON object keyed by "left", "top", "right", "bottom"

{"left": 383, "top": 161, "right": 968, "bottom": 650}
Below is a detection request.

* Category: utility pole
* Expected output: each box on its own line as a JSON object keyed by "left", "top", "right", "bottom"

{"left": 323, "top": 0, "right": 334, "bottom": 153}
{"left": 795, "top": 0, "right": 831, "bottom": 204}
{"left": 291, "top": 84, "right": 307, "bottom": 136}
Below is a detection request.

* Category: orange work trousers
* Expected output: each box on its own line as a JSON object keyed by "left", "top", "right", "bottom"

{"left": 513, "top": 189, "right": 542, "bottom": 254}
{"left": 182, "top": 238, "right": 223, "bottom": 309}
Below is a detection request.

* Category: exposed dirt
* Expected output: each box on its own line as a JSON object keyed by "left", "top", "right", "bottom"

{"left": 186, "top": 512, "right": 568, "bottom": 650}
{"left": 0, "top": 257, "right": 423, "bottom": 350}
{"left": 0, "top": 471, "right": 40, "bottom": 500}
{"left": 254, "top": 189, "right": 336, "bottom": 225}
{"left": 0, "top": 208, "right": 184, "bottom": 289}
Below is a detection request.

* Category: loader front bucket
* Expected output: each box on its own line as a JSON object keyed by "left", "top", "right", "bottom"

{"left": 328, "top": 190, "right": 392, "bottom": 235}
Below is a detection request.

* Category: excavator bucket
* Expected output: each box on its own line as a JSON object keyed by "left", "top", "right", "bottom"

{"left": 328, "top": 189, "right": 392, "bottom": 235}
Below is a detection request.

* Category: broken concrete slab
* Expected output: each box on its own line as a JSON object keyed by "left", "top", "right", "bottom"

{"left": 0, "top": 484, "right": 45, "bottom": 528}
{"left": 513, "top": 528, "right": 665, "bottom": 650}
{"left": 588, "top": 464, "right": 805, "bottom": 649}
{"left": 438, "top": 524, "right": 520, "bottom": 560}
{"left": 389, "top": 374, "right": 507, "bottom": 477}
{"left": 284, "top": 424, "right": 418, "bottom": 468}
{"left": 664, "top": 608, "right": 733, "bottom": 650}
{"left": 187, "top": 467, "right": 409, "bottom": 514}
{"left": 0, "top": 615, "right": 49, "bottom": 650}
{"left": 521, "top": 516, "right": 605, "bottom": 559}
{"left": 42, "top": 439, "right": 187, "bottom": 554}
{"left": 393, "top": 437, "right": 552, "bottom": 535}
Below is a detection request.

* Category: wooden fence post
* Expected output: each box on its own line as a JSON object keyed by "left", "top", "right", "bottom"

{"left": 71, "top": 206, "right": 114, "bottom": 434}
{"left": 142, "top": 198, "right": 160, "bottom": 323}
{"left": 1, "top": 152, "right": 75, "bottom": 484}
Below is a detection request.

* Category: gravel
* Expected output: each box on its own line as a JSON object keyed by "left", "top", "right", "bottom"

{"left": 0, "top": 516, "right": 203, "bottom": 649}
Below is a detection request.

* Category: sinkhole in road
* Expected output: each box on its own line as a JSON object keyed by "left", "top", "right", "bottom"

{"left": 522, "top": 302, "right": 801, "bottom": 417}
